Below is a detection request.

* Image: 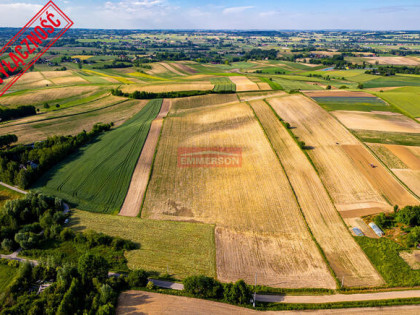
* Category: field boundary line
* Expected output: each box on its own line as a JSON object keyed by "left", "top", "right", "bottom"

{"left": 138, "top": 102, "right": 168, "bottom": 218}
{"left": 247, "top": 100, "right": 339, "bottom": 289}
{"left": 119, "top": 99, "right": 167, "bottom": 217}
{"left": 263, "top": 96, "right": 387, "bottom": 288}
{"left": 329, "top": 105, "right": 420, "bottom": 203}
{"left": 0, "top": 98, "right": 130, "bottom": 129}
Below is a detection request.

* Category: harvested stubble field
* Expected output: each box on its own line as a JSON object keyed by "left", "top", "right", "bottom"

{"left": 229, "top": 76, "right": 261, "bottom": 91}
{"left": 333, "top": 111, "right": 420, "bottom": 133}
{"left": 249, "top": 100, "right": 383, "bottom": 287}
{"left": 142, "top": 100, "right": 335, "bottom": 288}
{"left": 121, "top": 82, "right": 214, "bottom": 93}
{"left": 0, "top": 97, "right": 147, "bottom": 144}
{"left": 172, "top": 61, "right": 198, "bottom": 74}
{"left": 35, "top": 99, "right": 162, "bottom": 214}
{"left": 120, "top": 99, "right": 172, "bottom": 217}
{"left": 238, "top": 91, "right": 286, "bottom": 102}
{"left": 170, "top": 93, "right": 238, "bottom": 111}
{"left": 267, "top": 95, "right": 391, "bottom": 217}
{"left": 365, "top": 56, "right": 420, "bottom": 66}
{"left": 1, "top": 86, "right": 101, "bottom": 106}
{"left": 71, "top": 210, "right": 216, "bottom": 278}
{"left": 341, "top": 144, "right": 419, "bottom": 207}
{"left": 369, "top": 144, "right": 420, "bottom": 197}
{"left": 159, "top": 62, "right": 186, "bottom": 76}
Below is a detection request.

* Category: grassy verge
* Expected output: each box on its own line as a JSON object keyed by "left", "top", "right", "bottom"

{"left": 70, "top": 210, "right": 216, "bottom": 279}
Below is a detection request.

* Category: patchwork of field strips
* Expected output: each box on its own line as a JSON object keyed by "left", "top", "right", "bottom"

{"left": 211, "top": 78, "right": 236, "bottom": 92}
{"left": 332, "top": 111, "right": 420, "bottom": 133}
{"left": 1, "top": 86, "right": 101, "bottom": 106}
{"left": 369, "top": 144, "right": 420, "bottom": 198}
{"left": 228, "top": 76, "right": 261, "bottom": 91}
{"left": 0, "top": 97, "right": 148, "bottom": 144}
{"left": 35, "top": 99, "right": 163, "bottom": 214}
{"left": 71, "top": 210, "right": 216, "bottom": 278}
{"left": 82, "top": 69, "right": 135, "bottom": 84}
{"left": 142, "top": 99, "right": 335, "bottom": 288}
{"left": 120, "top": 99, "right": 172, "bottom": 217}
{"left": 121, "top": 82, "right": 214, "bottom": 93}
{"left": 249, "top": 100, "right": 383, "bottom": 287}
{"left": 273, "top": 77, "right": 323, "bottom": 91}
{"left": 268, "top": 95, "right": 399, "bottom": 217}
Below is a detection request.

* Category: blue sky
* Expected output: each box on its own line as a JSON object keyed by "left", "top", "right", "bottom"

{"left": 0, "top": 0, "right": 419, "bottom": 29}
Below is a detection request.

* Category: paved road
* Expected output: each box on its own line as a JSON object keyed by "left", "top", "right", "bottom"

{"left": 148, "top": 279, "right": 420, "bottom": 304}
{"left": 3, "top": 182, "right": 420, "bottom": 305}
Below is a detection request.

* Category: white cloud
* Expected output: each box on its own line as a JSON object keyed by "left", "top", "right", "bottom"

{"left": 0, "top": 2, "right": 43, "bottom": 27}
{"left": 104, "top": 0, "right": 165, "bottom": 12}
{"left": 259, "top": 10, "right": 280, "bottom": 17}
{"left": 222, "top": 6, "right": 254, "bottom": 15}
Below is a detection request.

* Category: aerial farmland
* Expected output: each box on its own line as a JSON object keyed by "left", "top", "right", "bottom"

{"left": 2, "top": 27, "right": 420, "bottom": 313}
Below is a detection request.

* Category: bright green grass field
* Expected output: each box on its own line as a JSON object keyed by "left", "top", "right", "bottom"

{"left": 34, "top": 99, "right": 162, "bottom": 214}
{"left": 312, "top": 96, "right": 397, "bottom": 112}
{"left": 355, "top": 237, "right": 420, "bottom": 287}
{"left": 363, "top": 75, "right": 420, "bottom": 89}
{"left": 0, "top": 264, "right": 17, "bottom": 295}
{"left": 71, "top": 210, "right": 216, "bottom": 279}
{"left": 273, "top": 78, "right": 323, "bottom": 91}
{"left": 374, "top": 87, "right": 420, "bottom": 117}
{"left": 211, "top": 77, "right": 236, "bottom": 92}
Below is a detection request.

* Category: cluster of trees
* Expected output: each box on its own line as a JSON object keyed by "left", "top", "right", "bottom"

{"left": 94, "top": 60, "right": 132, "bottom": 69}
{"left": 0, "top": 105, "right": 36, "bottom": 122}
{"left": 366, "top": 66, "right": 420, "bottom": 76}
{"left": 374, "top": 205, "right": 420, "bottom": 247}
{"left": 1, "top": 253, "right": 126, "bottom": 314}
{"left": 111, "top": 88, "right": 219, "bottom": 99}
{"left": 0, "top": 123, "right": 113, "bottom": 189}
{"left": 243, "top": 48, "right": 278, "bottom": 60}
{"left": 0, "top": 134, "right": 18, "bottom": 148}
{"left": 183, "top": 275, "right": 252, "bottom": 305}
{"left": 0, "top": 193, "right": 65, "bottom": 252}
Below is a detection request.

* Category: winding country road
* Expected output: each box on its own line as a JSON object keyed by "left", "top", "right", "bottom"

{"left": 3, "top": 182, "right": 420, "bottom": 305}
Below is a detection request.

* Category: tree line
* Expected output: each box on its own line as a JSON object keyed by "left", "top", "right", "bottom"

{"left": 0, "top": 106, "right": 36, "bottom": 123}
{"left": 110, "top": 88, "right": 232, "bottom": 100}
{"left": 0, "top": 123, "right": 113, "bottom": 189}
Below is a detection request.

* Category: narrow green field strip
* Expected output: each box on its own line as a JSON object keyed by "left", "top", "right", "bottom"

{"left": 34, "top": 99, "right": 163, "bottom": 214}
{"left": 0, "top": 98, "right": 131, "bottom": 128}
{"left": 313, "top": 96, "right": 397, "bottom": 112}
{"left": 211, "top": 77, "right": 236, "bottom": 92}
